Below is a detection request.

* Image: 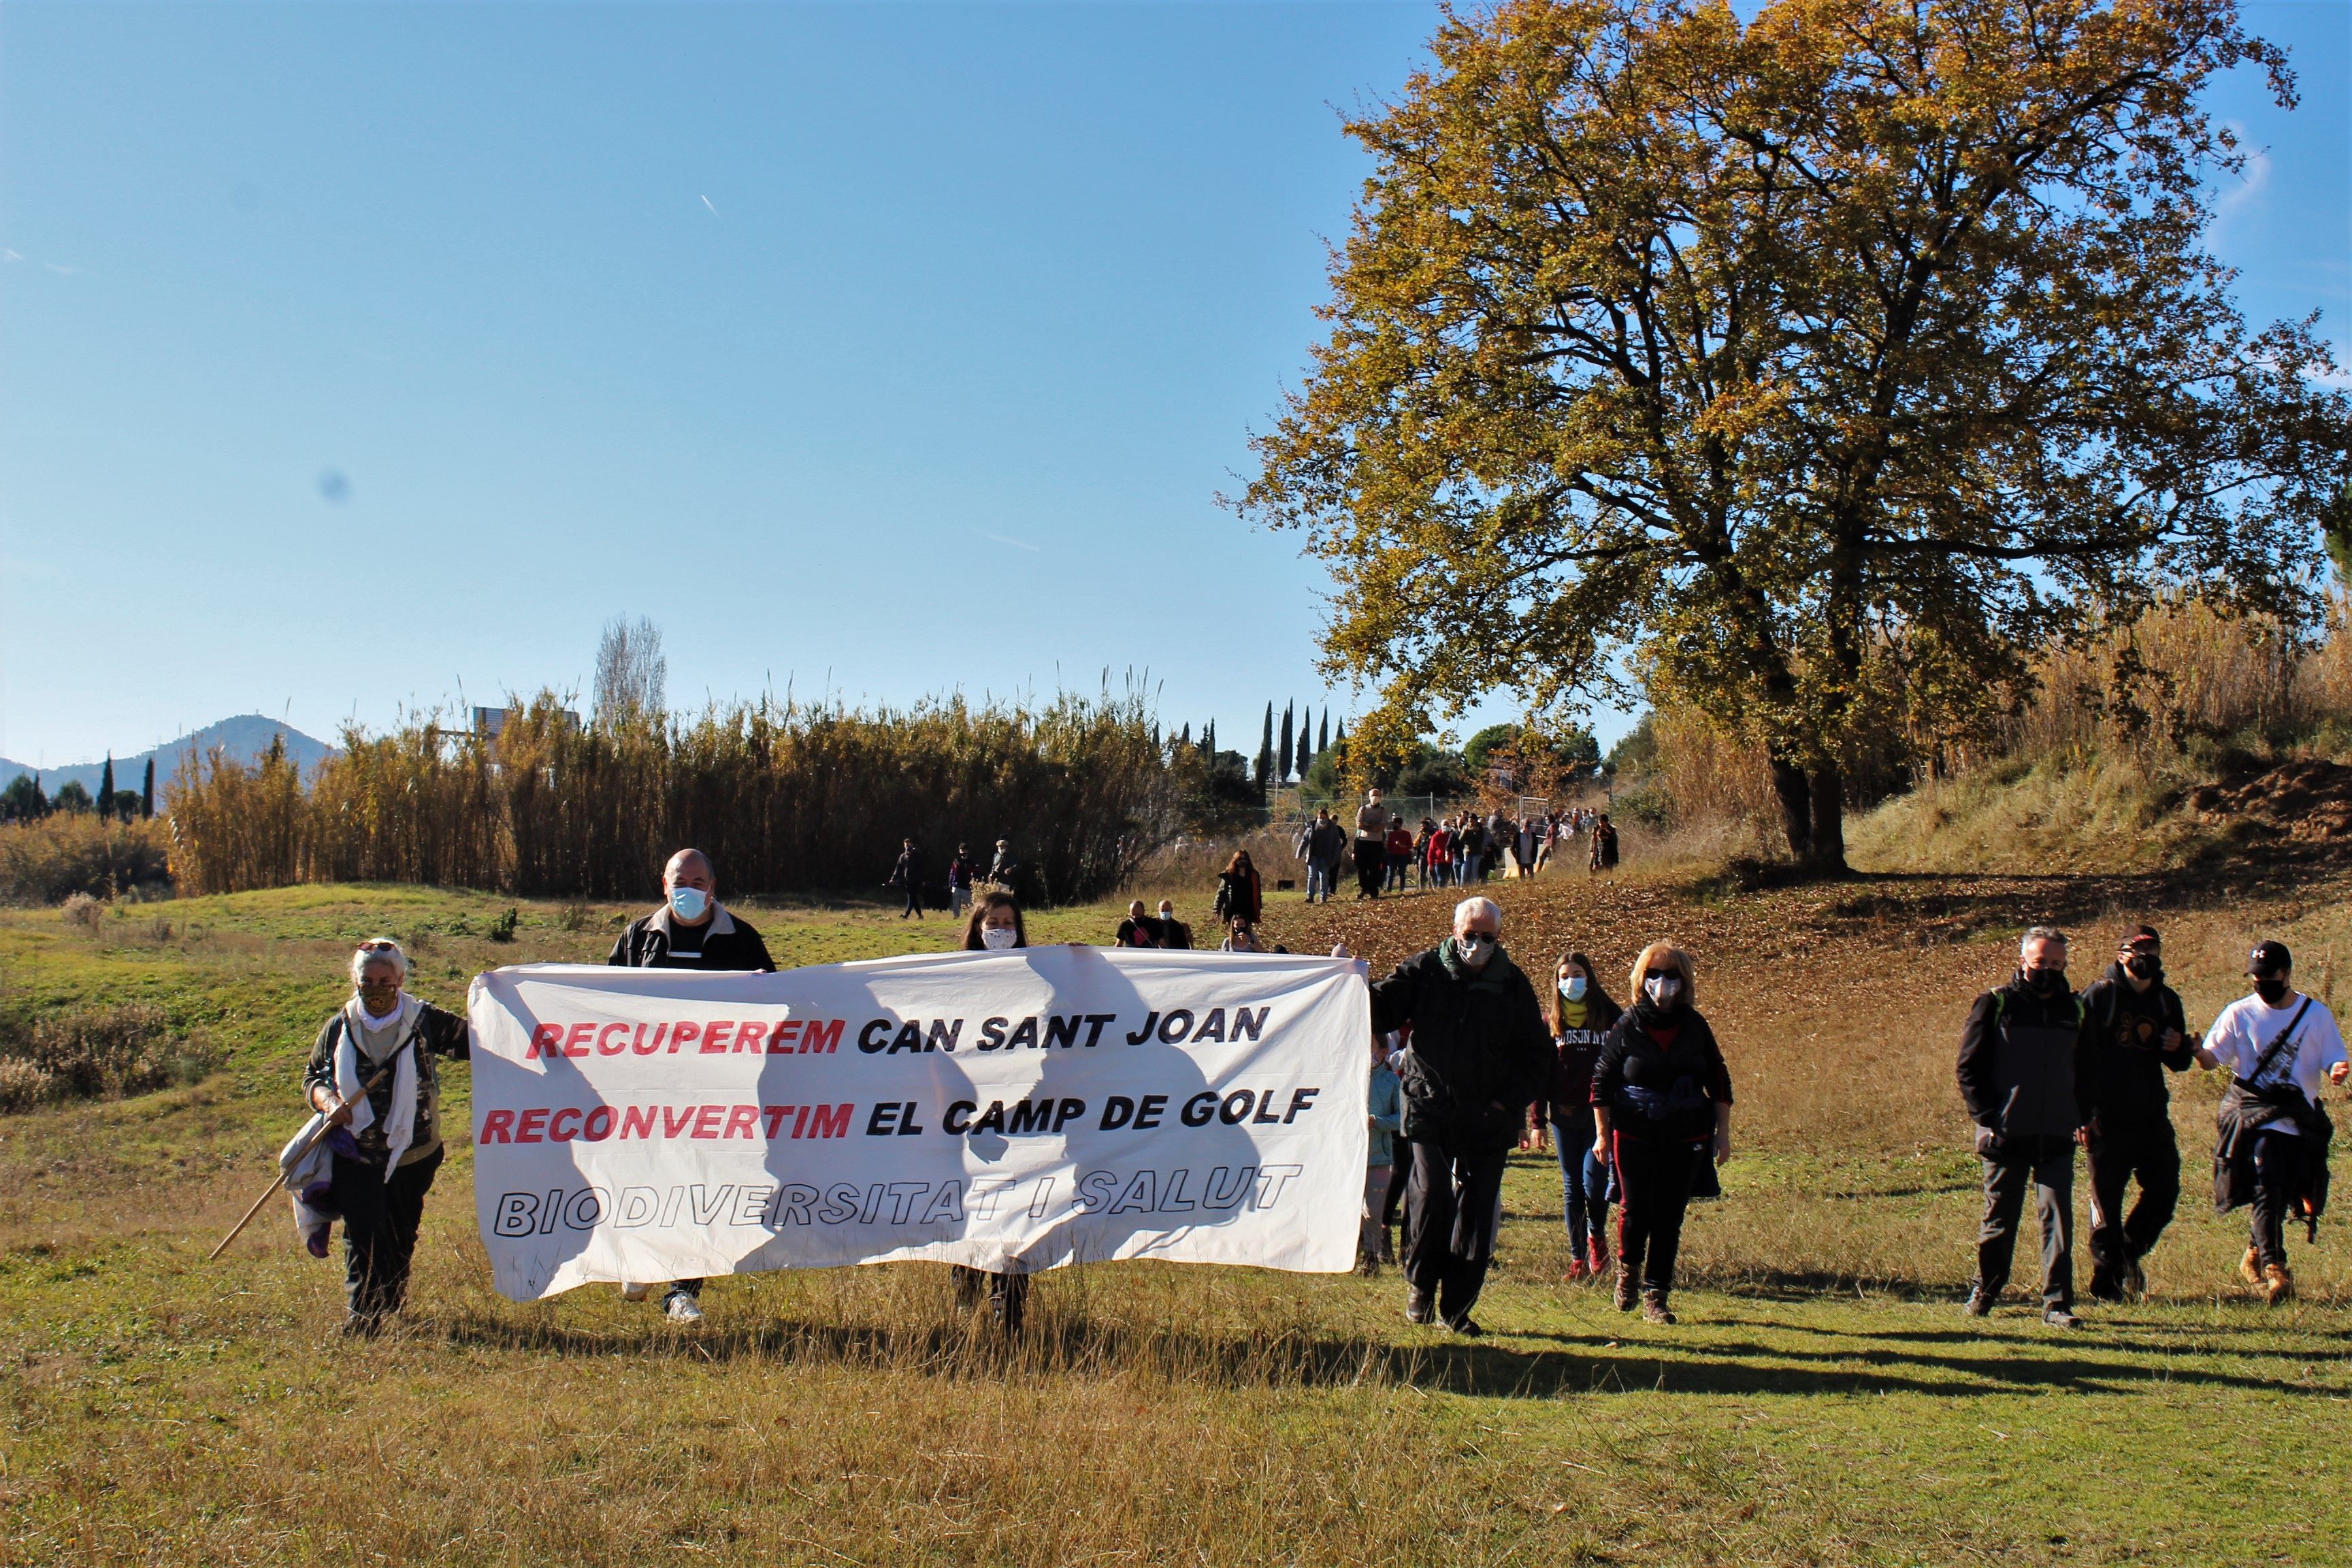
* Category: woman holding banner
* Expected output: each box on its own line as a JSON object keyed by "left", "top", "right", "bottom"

{"left": 301, "top": 938, "right": 471, "bottom": 1336}
{"left": 953, "top": 889, "right": 1036, "bottom": 1327}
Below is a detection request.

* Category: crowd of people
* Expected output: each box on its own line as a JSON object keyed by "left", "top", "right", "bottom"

{"left": 1295, "top": 794, "right": 1618, "bottom": 901}
{"left": 291, "top": 845, "right": 2342, "bottom": 1342}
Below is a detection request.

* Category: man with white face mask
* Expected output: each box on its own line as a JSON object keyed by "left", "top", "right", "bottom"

{"left": 607, "top": 848, "right": 776, "bottom": 1320}
{"left": 1369, "top": 896, "right": 1553, "bottom": 1335}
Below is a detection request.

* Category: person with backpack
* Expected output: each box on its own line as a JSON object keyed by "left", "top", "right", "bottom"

{"left": 1542, "top": 950, "right": 1622, "bottom": 1281}
{"left": 2198, "top": 940, "right": 2349, "bottom": 1305}
{"left": 1590, "top": 943, "right": 1732, "bottom": 1323}
{"left": 1298, "top": 809, "right": 1346, "bottom": 904}
{"left": 2076, "top": 925, "right": 2198, "bottom": 1300}
{"left": 1956, "top": 926, "right": 2093, "bottom": 1328}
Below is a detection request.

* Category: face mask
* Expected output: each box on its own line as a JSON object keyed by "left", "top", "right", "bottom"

{"left": 1456, "top": 933, "right": 1495, "bottom": 967}
{"left": 668, "top": 886, "right": 709, "bottom": 922}
{"left": 1643, "top": 975, "right": 1680, "bottom": 1007}
{"left": 1564, "top": 976, "right": 1588, "bottom": 1002}
{"left": 2125, "top": 954, "right": 2159, "bottom": 980}
{"left": 981, "top": 925, "right": 1019, "bottom": 951}
{"left": 2255, "top": 975, "right": 2291, "bottom": 1006}
{"left": 2025, "top": 965, "right": 2066, "bottom": 995}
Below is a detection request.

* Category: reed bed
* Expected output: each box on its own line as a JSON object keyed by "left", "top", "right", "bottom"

{"left": 165, "top": 692, "right": 1183, "bottom": 904}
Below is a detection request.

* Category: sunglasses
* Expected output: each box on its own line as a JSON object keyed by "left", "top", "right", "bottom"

{"left": 1643, "top": 967, "right": 1678, "bottom": 980}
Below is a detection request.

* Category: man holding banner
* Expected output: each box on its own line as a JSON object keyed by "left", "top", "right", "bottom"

{"left": 1370, "top": 896, "right": 1552, "bottom": 1336}
{"left": 605, "top": 847, "right": 775, "bottom": 1322}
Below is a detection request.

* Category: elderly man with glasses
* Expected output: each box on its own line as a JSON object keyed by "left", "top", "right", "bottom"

{"left": 1368, "top": 896, "right": 1553, "bottom": 1336}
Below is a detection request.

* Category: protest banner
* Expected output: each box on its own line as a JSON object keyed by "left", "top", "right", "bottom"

{"left": 466, "top": 947, "right": 1370, "bottom": 1301}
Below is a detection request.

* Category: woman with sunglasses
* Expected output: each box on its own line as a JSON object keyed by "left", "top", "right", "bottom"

{"left": 300, "top": 939, "right": 471, "bottom": 1335}
{"left": 1544, "top": 951, "right": 1622, "bottom": 1281}
{"left": 1590, "top": 943, "right": 1733, "bottom": 1324}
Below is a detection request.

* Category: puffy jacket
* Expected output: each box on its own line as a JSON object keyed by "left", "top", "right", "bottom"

{"left": 1369, "top": 941, "right": 1552, "bottom": 1150}
{"left": 1957, "top": 974, "right": 2091, "bottom": 1145}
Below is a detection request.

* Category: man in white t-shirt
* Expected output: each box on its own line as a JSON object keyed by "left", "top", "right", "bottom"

{"left": 2197, "top": 940, "right": 2350, "bottom": 1304}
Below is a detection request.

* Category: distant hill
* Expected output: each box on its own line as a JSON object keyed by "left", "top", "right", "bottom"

{"left": 0, "top": 715, "right": 339, "bottom": 798}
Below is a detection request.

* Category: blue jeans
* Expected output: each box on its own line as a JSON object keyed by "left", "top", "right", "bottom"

{"left": 1554, "top": 1120, "right": 1609, "bottom": 1247}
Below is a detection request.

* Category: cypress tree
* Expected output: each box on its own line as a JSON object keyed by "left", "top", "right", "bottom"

{"left": 140, "top": 757, "right": 155, "bottom": 819}
{"left": 99, "top": 756, "right": 115, "bottom": 821}
{"left": 1255, "top": 703, "right": 1275, "bottom": 798}
{"left": 1318, "top": 711, "right": 1330, "bottom": 756}
{"left": 1279, "top": 704, "right": 1294, "bottom": 782}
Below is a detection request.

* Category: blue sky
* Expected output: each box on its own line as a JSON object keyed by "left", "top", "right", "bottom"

{"left": 1, "top": 1, "right": 2345, "bottom": 768}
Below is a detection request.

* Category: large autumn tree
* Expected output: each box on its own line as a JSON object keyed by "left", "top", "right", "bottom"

{"left": 1239, "top": 0, "right": 2351, "bottom": 869}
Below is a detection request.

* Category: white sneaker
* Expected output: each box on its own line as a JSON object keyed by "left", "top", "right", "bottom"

{"left": 664, "top": 1293, "right": 704, "bottom": 1323}
{"left": 620, "top": 1282, "right": 651, "bottom": 1302}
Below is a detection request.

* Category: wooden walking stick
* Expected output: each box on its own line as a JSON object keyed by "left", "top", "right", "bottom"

{"left": 208, "top": 1062, "right": 395, "bottom": 1261}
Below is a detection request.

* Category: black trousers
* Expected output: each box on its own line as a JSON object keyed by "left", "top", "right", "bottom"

{"left": 1612, "top": 1132, "right": 1700, "bottom": 1296}
{"left": 1402, "top": 1140, "right": 1507, "bottom": 1318}
{"left": 902, "top": 885, "right": 923, "bottom": 917}
{"left": 2086, "top": 1114, "right": 2179, "bottom": 1288}
{"left": 1976, "top": 1136, "right": 2074, "bottom": 1309}
{"left": 328, "top": 1147, "right": 442, "bottom": 1320}
{"left": 1354, "top": 842, "right": 1384, "bottom": 898}
{"left": 950, "top": 1265, "right": 1030, "bottom": 1329}
{"left": 2249, "top": 1129, "right": 2302, "bottom": 1269}
{"left": 1382, "top": 1151, "right": 1409, "bottom": 1228}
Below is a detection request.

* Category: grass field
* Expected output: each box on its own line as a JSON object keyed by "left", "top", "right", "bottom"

{"left": 5, "top": 862, "right": 2352, "bottom": 1565}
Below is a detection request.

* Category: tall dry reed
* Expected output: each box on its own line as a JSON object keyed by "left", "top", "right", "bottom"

{"left": 167, "top": 691, "right": 1182, "bottom": 904}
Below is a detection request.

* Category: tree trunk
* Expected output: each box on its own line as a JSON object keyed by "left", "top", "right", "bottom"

{"left": 1807, "top": 764, "right": 1848, "bottom": 872}
{"left": 1769, "top": 753, "right": 1813, "bottom": 864}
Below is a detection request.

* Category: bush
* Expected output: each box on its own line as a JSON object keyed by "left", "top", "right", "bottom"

{"left": 0, "top": 1002, "right": 212, "bottom": 1112}
{"left": 0, "top": 817, "right": 172, "bottom": 904}
{"left": 60, "top": 891, "right": 104, "bottom": 933}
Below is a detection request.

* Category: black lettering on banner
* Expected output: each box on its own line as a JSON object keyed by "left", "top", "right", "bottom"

{"left": 1158, "top": 1169, "right": 1197, "bottom": 1210}
{"left": 494, "top": 1192, "right": 539, "bottom": 1236}
{"left": 896, "top": 1099, "right": 925, "bottom": 1135}
{"left": 1100, "top": 1096, "right": 1135, "bottom": 1130}
{"left": 1081, "top": 1013, "right": 1117, "bottom": 1047}
{"left": 1194, "top": 1009, "right": 1227, "bottom": 1043}
{"left": 943, "top": 1100, "right": 977, "bottom": 1134}
{"left": 866, "top": 1102, "right": 901, "bottom": 1136}
{"left": 979, "top": 1017, "right": 1009, "bottom": 1050}
{"left": 1134, "top": 1093, "right": 1166, "bottom": 1129}
{"left": 1007, "top": 1099, "right": 1054, "bottom": 1135}
{"left": 1232, "top": 1007, "right": 1268, "bottom": 1041}
{"left": 1126, "top": 1013, "right": 1159, "bottom": 1045}
{"left": 971, "top": 1100, "right": 1007, "bottom": 1134}
{"left": 858, "top": 1019, "right": 894, "bottom": 1054}
{"left": 1157, "top": 1010, "right": 1194, "bottom": 1044}
{"left": 1252, "top": 1093, "right": 1282, "bottom": 1126}
{"left": 1073, "top": 1170, "right": 1120, "bottom": 1212}
{"left": 888, "top": 1020, "right": 925, "bottom": 1054}
{"left": 1220, "top": 1090, "right": 1256, "bottom": 1125}
{"left": 1181, "top": 1092, "right": 1217, "bottom": 1127}
{"left": 1284, "top": 1088, "right": 1320, "bottom": 1122}
{"left": 1007, "top": 1017, "right": 1040, "bottom": 1050}
{"left": 927, "top": 1018, "right": 963, "bottom": 1052}
{"left": 1202, "top": 1166, "right": 1257, "bottom": 1210}
{"left": 1054, "top": 1097, "right": 1086, "bottom": 1132}
{"left": 1109, "top": 1170, "right": 1156, "bottom": 1214}
{"left": 1045, "top": 1015, "right": 1081, "bottom": 1049}
{"left": 775, "top": 1184, "right": 819, "bottom": 1225}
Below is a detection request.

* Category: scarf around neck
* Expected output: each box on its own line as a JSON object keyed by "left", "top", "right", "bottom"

{"left": 336, "top": 993, "right": 420, "bottom": 1179}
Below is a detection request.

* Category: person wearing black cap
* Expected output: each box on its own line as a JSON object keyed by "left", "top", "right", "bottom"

{"left": 2197, "top": 940, "right": 2349, "bottom": 1305}
{"left": 1955, "top": 926, "right": 2094, "bottom": 1328}
{"left": 2076, "top": 926, "right": 2198, "bottom": 1300}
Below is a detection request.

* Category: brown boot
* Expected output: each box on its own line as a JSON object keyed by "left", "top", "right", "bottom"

{"left": 2264, "top": 1264, "right": 2294, "bottom": 1306}
{"left": 1613, "top": 1267, "right": 1638, "bottom": 1313}
{"left": 2240, "top": 1247, "right": 2264, "bottom": 1288}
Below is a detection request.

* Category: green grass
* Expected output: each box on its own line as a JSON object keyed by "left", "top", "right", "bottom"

{"left": 5, "top": 876, "right": 2352, "bottom": 1565}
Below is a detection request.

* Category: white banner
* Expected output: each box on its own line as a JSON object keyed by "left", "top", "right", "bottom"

{"left": 466, "top": 948, "right": 1370, "bottom": 1301}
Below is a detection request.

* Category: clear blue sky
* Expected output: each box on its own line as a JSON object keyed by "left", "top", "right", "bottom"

{"left": 1, "top": 1, "right": 2345, "bottom": 768}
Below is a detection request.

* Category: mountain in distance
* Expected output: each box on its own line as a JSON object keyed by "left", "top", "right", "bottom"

{"left": 0, "top": 715, "right": 339, "bottom": 797}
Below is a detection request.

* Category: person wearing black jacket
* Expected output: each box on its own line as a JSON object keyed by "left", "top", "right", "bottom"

{"left": 2077, "top": 926, "right": 2197, "bottom": 1301}
{"left": 1540, "top": 950, "right": 1622, "bottom": 1281}
{"left": 1368, "top": 896, "right": 1553, "bottom": 1335}
{"left": 1590, "top": 943, "right": 1732, "bottom": 1324}
{"left": 606, "top": 848, "right": 777, "bottom": 1322}
{"left": 887, "top": 838, "right": 927, "bottom": 919}
{"left": 1956, "top": 926, "right": 2093, "bottom": 1328}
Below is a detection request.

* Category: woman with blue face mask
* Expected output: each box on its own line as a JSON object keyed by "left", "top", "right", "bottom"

{"left": 1542, "top": 951, "right": 1621, "bottom": 1282}
{"left": 1590, "top": 942, "right": 1733, "bottom": 1324}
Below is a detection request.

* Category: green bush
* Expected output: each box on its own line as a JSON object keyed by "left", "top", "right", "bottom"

{"left": 0, "top": 1002, "right": 214, "bottom": 1113}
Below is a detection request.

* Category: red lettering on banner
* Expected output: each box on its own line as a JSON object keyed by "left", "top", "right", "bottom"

{"left": 692, "top": 1105, "right": 723, "bottom": 1139}
{"left": 735, "top": 1021, "right": 768, "bottom": 1054}
{"left": 724, "top": 1104, "right": 758, "bottom": 1138}
{"left": 806, "top": 1103, "right": 852, "bottom": 1139}
{"left": 597, "top": 1023, "right": 628, "bottom": 1056}
{"left": 527, "top": 1025, "right": 562, "bottom": 1060}
{"left": 622, "top": 1105, "right": 656, "bottom": 1139}
{"left": 801, "top": 1020, "right": 843, "bottom": 1054}
{"left": 770, "top": 1020, "right": 802, "bottom": 1052}
{"left": 480, "top": 1109, "right": 515, "bottom": 1142}
{"left": 672, "top": 1022, "right": 699, "bottom": 1053}
{"left": 662, "top": 1105, "right": 697, "bottom": 1138}
{"left": 702, "top": 1021, "right": 734, "bottom": 1054}
{"left": 549, "top": 1108, "right": 582, "bottom": 1142}
{"left": 583, "top": 1107, "right": 614, "bottom": 1141}
{"left": 564, "top": 1024, "right": 594, "bottom": 1058}
{"left": 517, "top": 1109, "right": 549, "bottom": 1143}
{"left": 647, "top": 1023, "right": 668, "bottom": 1054}
{"left": 763, "top": 1104, "right": 791, "bottom": 1137}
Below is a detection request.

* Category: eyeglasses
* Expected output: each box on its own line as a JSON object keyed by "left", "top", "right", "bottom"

{"left": 1642, "top": 967, "right": 1677, "bottom": 980}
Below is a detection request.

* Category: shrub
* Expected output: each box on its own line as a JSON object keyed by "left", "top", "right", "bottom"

{"left": 60, "top": 891, "right": 104, "bottom": 933}
{"left": 0, "top": 816, "right": 172, "bottom": 904}
{"left": 0, "top": 1002, "right": 213, "bottom": 1112}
